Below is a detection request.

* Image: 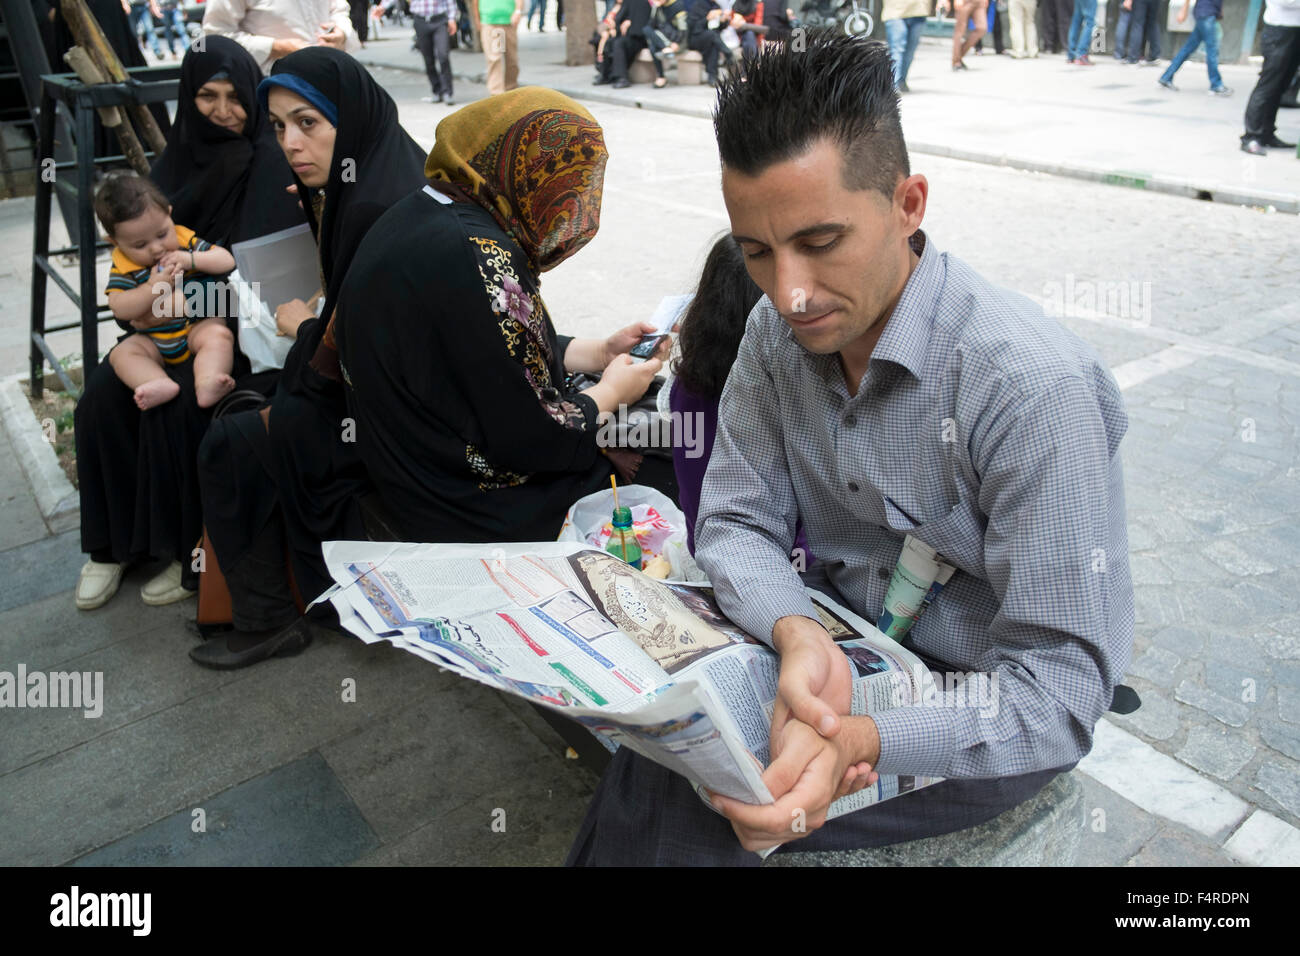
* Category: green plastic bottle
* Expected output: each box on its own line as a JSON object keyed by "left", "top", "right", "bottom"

{"left": 605, "top": 505, "right": 642, "bottom": 570}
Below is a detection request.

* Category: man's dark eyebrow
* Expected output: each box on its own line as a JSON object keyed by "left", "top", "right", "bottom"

{"left": 731, "top": 223, "right": 849, "bottom": 246}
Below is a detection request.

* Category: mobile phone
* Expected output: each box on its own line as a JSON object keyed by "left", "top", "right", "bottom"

{"left": 629, "top": 333, "right": 669, "bottom": 361}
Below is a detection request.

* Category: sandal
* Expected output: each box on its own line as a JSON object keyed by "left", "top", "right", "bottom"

{"left": 653, "top": 77, "right": 668, "bottom": 88}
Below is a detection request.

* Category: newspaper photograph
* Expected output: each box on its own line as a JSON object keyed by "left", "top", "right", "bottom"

{"left": 318, "top": 540, "right": 943, "bottom": 828}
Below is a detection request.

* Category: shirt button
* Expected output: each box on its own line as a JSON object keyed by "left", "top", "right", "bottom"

{"left": 847, "top": 481, "right": 859, "bottom": 493}
{"left": 844, "top": 414, "right": 856, "bottom": 427}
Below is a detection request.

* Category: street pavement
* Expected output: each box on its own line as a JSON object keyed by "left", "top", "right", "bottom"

{"left": 0, "top": 26, "right": 1297, "bottom": 866}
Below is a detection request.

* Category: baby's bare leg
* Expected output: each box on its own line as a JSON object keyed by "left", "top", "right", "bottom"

{"left": 189, "top": 319, "right": 236, "bottom": 408}
{"left": 109, "top": 334, "right": 181, "bottom": 410}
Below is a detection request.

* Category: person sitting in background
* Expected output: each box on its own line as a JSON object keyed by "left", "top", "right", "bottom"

{"left": 592, "top": 14, "right": 620, "bottom": 84}
{"left": 761, "top": 3, "right": 795, "bottom": 45}
{"left": 687, "top": 0, "right": 740, "bottom": 85}
{"left": 611, "top": 0, "right": 661, "bottom": 87}
{"left": 202, "top": 0, "right": 358, "bottom": 74}
{"left": 883, "top": 0, "right": 932, "bottom": 90}
{"left": 646, "top": 0, "right": 690, "bottom": 69}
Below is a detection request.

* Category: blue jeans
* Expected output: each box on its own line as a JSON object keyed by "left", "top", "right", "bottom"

{"left": 1160, "top": 15, "right": 1223, "bottom": 89}
{"left": 526, "top": 0, "right": 547, "bottom": 27}
{"left": 158, "top": 5, "right": 186, "bottom": 53}
{"left": 1066, "top": 0, "right": 1095, "bottom": 59}
{"left": 1124, "top": 0, "right": 1161, "bottom": 60}
{"left": 129, "top": 4, "right": 163, "bottom": 57}
{"left": 1112, "top": 7, "right": 1130, "bottom": 58}
{"left": 885, "top": 16, "right": 926, "bottom": 85}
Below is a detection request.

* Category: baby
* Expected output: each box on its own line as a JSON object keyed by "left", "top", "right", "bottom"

{"left": 94, "top": 172, "right": 238, "bottom": 410}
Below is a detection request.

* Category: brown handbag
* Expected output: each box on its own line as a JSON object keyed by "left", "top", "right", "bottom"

{"left": 195, "top": 389, "right": 306, "bottom": 635}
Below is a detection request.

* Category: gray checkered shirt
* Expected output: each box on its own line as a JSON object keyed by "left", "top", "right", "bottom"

{"left": 695, "top": 230, "right": 1134, "bottom": 779}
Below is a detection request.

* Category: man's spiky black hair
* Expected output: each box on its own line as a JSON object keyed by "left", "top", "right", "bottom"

{"left": 713, "top": 32, "right": 909, "bottom": 200}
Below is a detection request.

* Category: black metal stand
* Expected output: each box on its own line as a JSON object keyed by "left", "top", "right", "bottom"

{"left": 29, "top": 67, "right": 177, "bottom": 398}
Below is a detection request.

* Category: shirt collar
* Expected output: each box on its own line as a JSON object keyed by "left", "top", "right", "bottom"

{"left": 866, "top": 229, "right": 938, "bottom": 383}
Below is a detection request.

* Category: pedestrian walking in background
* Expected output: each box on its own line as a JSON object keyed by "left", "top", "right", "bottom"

{"left": 411, "top": 0, "right": 458, "bottom": 103}
{"left": 883, "top": 0, "right": 932, "bottom": 89}
{"left": 1159, "top": 0, "right": 1231, "bottom": 95}
{"left": 938, "top": 0, "right": 987, "bottom": 70}
{"left": 480, "top": 0, "right": 523, "bottom": 93}
{"left": 1240, "top": 0, "right": 1300, "bottom": 154}
{"left": 129, "top": 0, "right": 164, "bottom": 58}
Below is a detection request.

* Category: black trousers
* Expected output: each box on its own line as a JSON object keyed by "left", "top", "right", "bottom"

{"left": 1123, "top": 0, "right": 1161, "bottom": 61}
{"left": 414, "top": 14, "right": 454, "bottom": 98}
{"left": 688, "top": 30, "right": 733, "bottom": 80}
{"left": 1244, "top": 24, "right": 1300, "bottom": 142}
{"left": 613, "top": 33, "right": 658, "bottom": 80}
{"left": 1038, "top": 0, "right": 1072, "bottom": 52}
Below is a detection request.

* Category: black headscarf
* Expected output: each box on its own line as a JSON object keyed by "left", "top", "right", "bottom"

{"left": 150, "top": 36, "right": 300, "bottom": 247}
{"left": 262, "top": 47, "right": 428, "bottom": 318}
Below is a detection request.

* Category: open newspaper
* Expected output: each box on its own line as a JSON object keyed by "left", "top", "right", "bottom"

{"left": 319, "top": 541, "right": 942, "bottom": 821}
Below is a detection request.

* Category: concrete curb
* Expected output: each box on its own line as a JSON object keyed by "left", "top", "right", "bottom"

{"left": 358, "top": 56, "right": 1300, "bottom": 216}
{"left": 0, "top": 373, "right": 79, "bottom": 535}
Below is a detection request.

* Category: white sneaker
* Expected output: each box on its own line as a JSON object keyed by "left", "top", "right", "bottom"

{"left": 140, "top": 561, "right": 195, "bottom": 607}
{"left": 76, "top": 560, "right": 125, "bottom": 611}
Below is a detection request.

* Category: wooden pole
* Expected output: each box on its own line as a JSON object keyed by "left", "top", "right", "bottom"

{"left": 63, "top": 46, "right": 152, "bottom": 176}
{"left": 59, "top": 0, "right": 169, "bottom": 155}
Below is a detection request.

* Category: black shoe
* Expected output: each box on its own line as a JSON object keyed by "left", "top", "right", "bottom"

{"left": 188, "top": 617, "right": 315, "bottom": 670}
{"left": 593, "top": 74, "right": 611, "bottom": 85}
{"left": 1240, "top": 138, "right": 1268, "bottom": 156}
{"left": 1262, "top": 134, "right": 1296, "bottom": 148}
{"left": 612, "top": 78, "right": 630, "bottom": 88}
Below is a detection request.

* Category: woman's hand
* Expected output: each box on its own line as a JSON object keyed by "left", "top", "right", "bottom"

{"left": 602, "top": 322, "right": 670, "bottom": 366}
{"left": 583, "top": 354, "right": 663, "bottom": 414}
{"left": 275, "top": 298, "right": 315, "bottom": 338}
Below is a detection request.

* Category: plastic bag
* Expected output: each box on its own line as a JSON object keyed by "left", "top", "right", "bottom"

{"left": 229, "top": 267, "right": 294, "bottom": 374}
{"left": 557, "top": 485, "right": 709, "bottom": 583}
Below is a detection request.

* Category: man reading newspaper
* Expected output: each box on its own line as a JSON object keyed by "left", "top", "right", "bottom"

{"left": 567, "top": 34, "right": 1134, "bottom": 865}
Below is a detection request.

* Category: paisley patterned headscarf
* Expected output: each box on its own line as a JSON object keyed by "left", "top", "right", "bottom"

{"left": 425, "top": 87, "right": 608, "bottom": 274}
